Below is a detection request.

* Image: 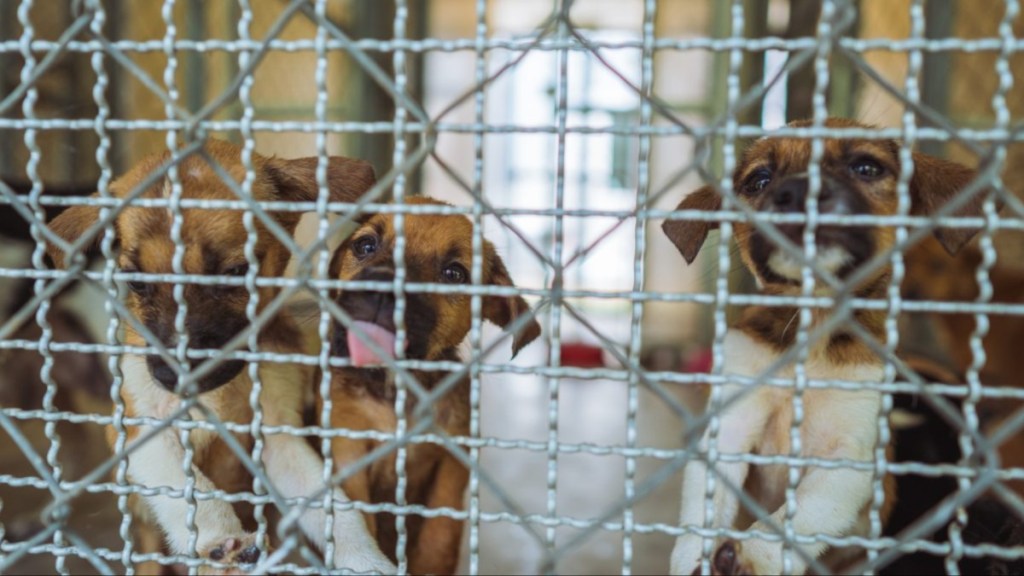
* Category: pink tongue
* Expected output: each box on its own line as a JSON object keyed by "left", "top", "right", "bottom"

{"left": 347, "top": 321, "right": 397, "bottom": 367}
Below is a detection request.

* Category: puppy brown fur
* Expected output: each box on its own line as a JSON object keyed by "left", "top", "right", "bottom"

{"left": 325, "top": 197, "right": 541, "bottom": 575}
{"left": 902, "top": 237, "right": 1024, "bottom": 497}
{"left": 662, "top": 118, "right": 986, "bottom": 575}
{"left": 46, "top": 140, "right": 394, "bottom": 574}
{"left": 0, "top": 296, "right": 111, "bottom": 551}
{"left": 902, "top": 236, "right": 1024, "bottom": 383}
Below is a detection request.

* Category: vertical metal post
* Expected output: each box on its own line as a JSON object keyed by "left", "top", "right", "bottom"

{"left": 0, "top": 0, "right": 16, "bottom": 176}
{"left": 739, "top": 0, "right": 769, "bottom": 133}
{"left": 348, "top": 1, "right": 397, "bottom": 184}
{"left": 784, "top": 0, "right": 820, "bottom": 121}
{"left": 920, "top": 0, "right": 955, "bottom": 156}
{"left": 542, "top": 3, "right": 572, "bottom": 571}
{"left": 696, "top": 0, "right": 734, "bottom": 340}
{"left": 184, "top": 0, "right": 206, "bottom": 113}
{"left": 826, "top": 2, "right": 859, "bottom": 118}
{"left": 468, "top": 1, "right": 487, "bottom": 573}
{"left": 728, "top": 0, "right": 770, "bottom": 316}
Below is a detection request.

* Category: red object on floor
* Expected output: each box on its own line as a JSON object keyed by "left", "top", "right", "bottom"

{"left": 560, "top": 342, "right": 605, "bottom": 367}
{"left": 683, "top": 347, "right": 713, "bottom": 373}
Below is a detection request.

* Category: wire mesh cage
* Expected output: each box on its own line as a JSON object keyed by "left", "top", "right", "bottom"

{"left": 1, "top": 0, "right": 1023, "bottom": 574}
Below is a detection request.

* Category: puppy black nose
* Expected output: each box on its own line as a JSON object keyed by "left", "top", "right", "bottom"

{"left": 771, "top": 178, "right": 806, "bottom": 212}
{"left": 340, "top": 266, "right": 398, "bottom": 329}
{"left": 356, "top": 266, "right": 395, "bottom": 284}
{"left": 343, "top": 290, "right": 396, "bottom": 326}
{"left": 771, "top": 177, "right": 843, "bottom": 214}
{"left": 147, "top": 357, "right": 179, "bottom": 392}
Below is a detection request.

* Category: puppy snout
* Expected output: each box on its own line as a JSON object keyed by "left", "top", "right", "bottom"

{"left": 340, "top": 267, "right": 397, "bottom": 329}
{"left": 355, "top": 266, "right": 395, "bottom": 284}
{"left": 771, "top": 178, "right": 807, "bottom": 213}
{"left": 346, "top": 291, "right": 395, "bottom": 326}
{"left": 147, "top": 356, "right": 179, "bottom": 391}
{"left": 144, "top": 323, "right": 247, "bottom": 394}
{"left": 770, "top": 176, "right": 848, "bottom": 215}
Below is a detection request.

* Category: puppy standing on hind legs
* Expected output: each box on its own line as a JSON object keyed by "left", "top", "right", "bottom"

{"left": 46, "top": 140, "right": 395, "bottom": 574}
{"left": 325, "top": 197, "right": 541, "bottom": 575}
{"left": 661, "top": 118, "right": 987, "bottom": 575}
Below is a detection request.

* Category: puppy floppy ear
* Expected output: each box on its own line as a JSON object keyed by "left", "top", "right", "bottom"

{"left": 661, "top": 184, "right": 722, "bottom": 264}
{"left": 909, "top": 152, "right": 987, "bottom": 255}
{"left": 482, "top": 243, "right": 541, "bottom": 358}
{"left": 266, "top": 155, "right": 378, "bottom": 204}
{"left": 46, "top": 201, "right": 102, "bottom": 269}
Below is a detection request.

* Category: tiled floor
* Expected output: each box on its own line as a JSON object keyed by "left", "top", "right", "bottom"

{"left": 463, "top": 363, "right": 701, "bottom": 575}
{"left": 1, "top": 407, "right": 125, "bottom": 575}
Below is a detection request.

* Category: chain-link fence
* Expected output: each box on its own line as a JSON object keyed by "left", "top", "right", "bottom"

{"left": 1, "top": 0, "right": 1023, "bottom": 574}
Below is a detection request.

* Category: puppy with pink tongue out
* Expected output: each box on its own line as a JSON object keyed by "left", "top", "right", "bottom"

{"left": 323, "top": 197, "right": 541, "bottom": 575}
{"left": 346, "top": 321, "right": 402, "bottom": 367}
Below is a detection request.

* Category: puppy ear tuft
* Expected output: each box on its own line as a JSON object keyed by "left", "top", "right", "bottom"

{"left": 909, "top": 152, "right": 988, "bottom": 255}
{"left": 661, "top": 185, "right": 722, "bottom": 264}
{"left": 482, "top": 244, "right": 541, "bottom": 357}
{"left": 46, "top": 201, "right": 102, "bottom": 269}
{"left": 267, "top": 155, "right": 379, "bottom": 204}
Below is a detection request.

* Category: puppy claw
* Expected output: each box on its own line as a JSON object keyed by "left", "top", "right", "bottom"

{"left": 236, "top": 544, "right": 261, "bottom": 565}
{"left": 200, "top": 534, "right": 269, "bottom": 576}
{"left": 713, "top": 541, "right": 750, "bottom": 575}
{"left": 208, "top": 537, "right": 238, "bottom": 561}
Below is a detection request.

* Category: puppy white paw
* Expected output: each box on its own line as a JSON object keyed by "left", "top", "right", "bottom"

{"left": 198, "top": 534, "right": 268, "bottom": 575}
{"left": 670, "top": 535, "right": 704, "bottom": 575}
{"left": 709, "top": 540, "right": 752, "bottom": 575}
{"left": 675, "top": 540, "right": 761, "bottom": 576}
{"left": 332, "top": 547, "right": 397, "bottom": 575}
{"left": 705, "top": 539, "right": 797, "bottom": 576}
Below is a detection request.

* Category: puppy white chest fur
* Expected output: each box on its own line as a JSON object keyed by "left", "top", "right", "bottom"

{"left": 718, "top": 331, "right": 883, "bottom": 450}
{"left": 716, "top": 331, "right": 883, "bottom": 502}
{"left": 671, "top": 330, "right": 886, "bottom": 575}
{"left": 120, "top": 354, "right": 251, "bottom": 451}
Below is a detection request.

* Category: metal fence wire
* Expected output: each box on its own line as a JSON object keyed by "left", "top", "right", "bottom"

{"left": 1, "top": 0, "right": 1024, "bottom": 574}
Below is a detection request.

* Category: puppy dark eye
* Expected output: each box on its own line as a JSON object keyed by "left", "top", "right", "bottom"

{"left": 441, "top": 263, "right": 468, "bottom": 284}
{"left": 851, "top": 158, "right": 884, "bottom": 179}
{"left": 745, "top": 169, "right": 772, "bottom": 193}
{"left": 352, "top": 235, "right": 378, "bottom": 259}
{"left": 225, "top": 264, "right": 249, "bottom": 277}
{"left": 122, "top": 269, "right": 149, "bottom": 295}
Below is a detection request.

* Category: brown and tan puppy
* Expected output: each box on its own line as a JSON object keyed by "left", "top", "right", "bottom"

{"left": 45, "top": 140, "right": 395, "bottom": 574}
{"left": 662, "top": 118, "right": 986, "bottom": 575}
{"left": 325, "top": 197, "right": 541, "bottom": 575}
